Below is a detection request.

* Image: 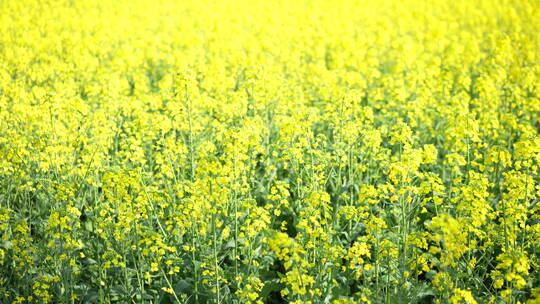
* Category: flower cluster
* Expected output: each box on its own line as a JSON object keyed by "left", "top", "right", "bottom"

{"left": 0, "top": 0, "right": 539, "bottom": 303}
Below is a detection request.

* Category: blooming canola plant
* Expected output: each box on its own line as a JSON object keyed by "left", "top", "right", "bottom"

{"left": 0, "top": 0, "right": 539, "bottom": 303}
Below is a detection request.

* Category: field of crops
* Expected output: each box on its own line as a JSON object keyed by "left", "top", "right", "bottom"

{"left": 1, "top": 0, "right": 539, "bottom": 303}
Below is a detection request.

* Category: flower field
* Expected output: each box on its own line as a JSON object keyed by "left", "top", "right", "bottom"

{"left": 1, "top": 0, "right": 539, "bottom": 303}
